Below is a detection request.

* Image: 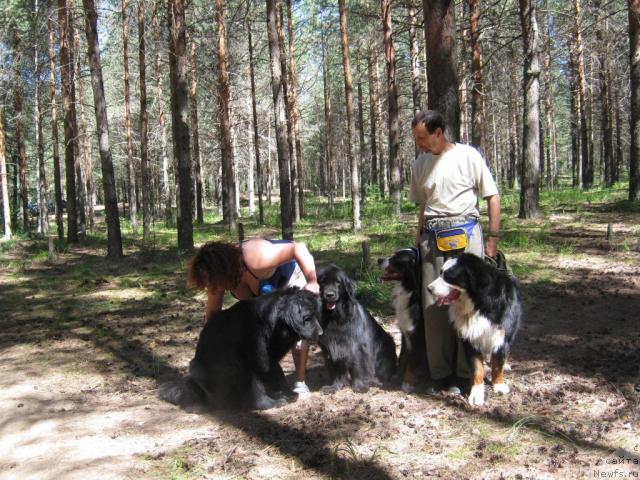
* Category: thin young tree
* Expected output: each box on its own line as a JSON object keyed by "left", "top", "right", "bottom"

{"left": 189, "top": 33, "right": 204, "bottom": 225}
{"left": 11, "top": 30, "right": 29, "bottom": 232}
{"left": 595, "top": 0, "right": 614, "bottom": 186}
{"left": 338, "top": 0, "right": 361, "bottom": 231}
{"left": 469, "top": 0, "right": 488, "bottom": 159}
{"left": 574, "top": 0, "right": 592, "bottom": 188}
{"left": 139, "top": 0, "right": 151, "bottom": 239}
{"left": 382, "top": 0, "right": 401, "bottom": 216}
{"left": 58, "top": 0, "right": 79, "bottom": 242}
{"left": 34, "top": 0, "right": 49, "bottom": 236}
{"left": 167, "top": 0, "right": 194, "bottom": 250}
{"left": 0, "top": 108, "right": 10, "bottom": 239}
{"left": 367, "top": 49, "right": 379, "bottom": 191}
{"left": 266, "top": 0, "right": 293, "bottom": 239}
{"left": 215, "top": 0, "right": 237, "bottom": 231}
{"left": 322, "top": 25, "right": 334, "bottom": 211}
{"left": 122, "top": 0, "right": 138, "bottom": 234}
{"left": 82, "top": 0, "right": 123, "bottom": 258}
{"left": 518, "top": 0, "right": 541, "bottom": 218}
{"left": 246, "top": 2, "right": 265, "bottom": 225}
{"left": 423, "top": 0, "right": 459, "bottom": 140}
{"left": 629, "top": 0, "right": 640, "bottom": 200}
{"left": 408, "top": 0, "right": 422, "bottom": 115}
{"left": 47, "top": 14, "right": 64, "bottom": 241}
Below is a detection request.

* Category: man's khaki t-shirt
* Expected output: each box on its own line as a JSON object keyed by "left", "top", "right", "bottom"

{"left": 409, "top": 143, "right": 498, "bottom": 218}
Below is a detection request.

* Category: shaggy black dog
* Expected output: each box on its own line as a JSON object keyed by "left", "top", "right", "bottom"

{"left": 317, "top": 264, "right": 397, "bottom": 393}
{"left": 160, "top": 288, "right": 323, "bottom": 410}
{"left": 379, "top": 248, "right": 428, "bottom": 393}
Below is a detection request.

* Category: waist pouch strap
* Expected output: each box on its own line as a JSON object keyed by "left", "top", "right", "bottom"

{"left": 430, "top": 219, "right": 478, "bottom": 252}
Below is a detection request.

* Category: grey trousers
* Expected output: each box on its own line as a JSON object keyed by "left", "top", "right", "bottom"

{"left": 419, "top": 221, "right": 484, "bottom": 380}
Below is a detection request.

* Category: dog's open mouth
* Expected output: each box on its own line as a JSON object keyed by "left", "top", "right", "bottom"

{"left": 381, "top": 268, "right": 401, "bottom": 281}
{"left": 435, "top": 290, "right": 461, "bottom": 306}
{"left": 324, "top": 302, "right": 337, "bottom": 311}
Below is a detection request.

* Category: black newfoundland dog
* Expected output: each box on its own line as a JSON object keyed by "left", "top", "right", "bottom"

{"left": 160, "top": 287, "right": 323, "bottom": 410}
{"left": 317, "top": 264, "right": 397, "bottom": 393}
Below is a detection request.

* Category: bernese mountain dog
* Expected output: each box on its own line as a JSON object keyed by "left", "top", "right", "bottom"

{"left": 379, "top": 248, "right": 428, "bottom": 393}
{"left": 427, "top": 253, "right": 522, "bottom": 406}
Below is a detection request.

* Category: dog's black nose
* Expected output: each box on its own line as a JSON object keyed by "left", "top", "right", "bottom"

{"left": 377, "top": 258, "right": 384, "bottom": 266}
{"left": 324, "top": 291, "right": 337, "bottom": 301}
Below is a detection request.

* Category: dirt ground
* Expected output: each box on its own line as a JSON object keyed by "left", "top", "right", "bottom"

{"left": 1, "top": 209, "right": 639, "bottom": 480}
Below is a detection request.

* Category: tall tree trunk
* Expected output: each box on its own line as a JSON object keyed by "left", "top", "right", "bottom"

{"left": 34, "top": 2, "right": 49, "bottom": 236}
{"left": 409, "top": 0, "right": 422, "bottom": 115}
{"left": 542, "top": 0, "right": 558, "bottom": 188}
{"left": 215, "top": 0, "right": 237, "bottom": 231}
{"left": 139, "top": 0, "right": 151, "bottom": 239}
{"left": 338, "top": 0, "right": 361, "bottom": 231}
{"left": 519, "top": 0, "right": 541, "bottom": 218}
{"left": 322, "top": 26, "right": 334, "bottom": 211}
{"left": 168, "top": 0, "right": 194, "bottom": 250}
{"left": 574, "top": 0, "right": 591, "bottom": 188}
{"left": 82, "top": 0, "right": 123, "bottom": 258}
{"left": 469, "top": 0, "right": 488, "bottom": 159}
{"left": 423, "top": 0, "right": 459, "bottom": 140}
{"left": 122, "top": 0, "right": 138, "bottom": 234}
{"left": 247, "top": 5, "right": 264, "bottom": 225}
{"left": 0, "top": 109, "right": 10, "bottom": 239}
{"left": 459, "top": 1, "right": 469, "bottom": 144}
{"left": 73, "top": 29, "right": 87, "bottom": 235}
{"left": 630, "top": 0, "right": 640, "bottom": 200}
{"left": 48, "top": 15, "right": 64, "bottom": 241}
{"left": 58, "top": 0, "right": 79, "bottom": 242}
{"left": 189, "top": 36, "right": 204, "bottom": 225}
{"left": 568, "top": 38, "right": 581, "bottom": 187}
{"left": 375, "top": 57, "right": 388, "bottom": 197}
{"left": 267, "top": 0, "right": 293, "bottom": 239}
{"left": 356, "top": 49, "right": 367, "bottom": 190}
{"left": 285, "top": 0, "right": 304, "bottom": 218}
{"left": 382, "top": 0, "right": 401, "bottom": 216}
{"left": 152, "top": 0, "right": 173, "bottom": 226}
{"left": 12, "top": 30, "right": 29, "bottom": 232}
{"left": 367, "top": 50, "right": 379, "bottom": 191}
{"left": 614, "top": 82, "right": 623, "bottom": 183}
{"left": 595, "top": 0, "right": 614, "bottom": 186}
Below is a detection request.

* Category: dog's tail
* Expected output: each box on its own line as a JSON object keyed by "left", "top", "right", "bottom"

{"left": 158, "top": 376, "right": 206, "bottom": 407}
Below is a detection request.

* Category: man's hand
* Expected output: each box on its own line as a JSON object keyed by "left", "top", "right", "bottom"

{"left": 485, "top": 236, "right": 498, "bottom": 258}
{"left": 305, "top": 281, "right": 320, "bottom": 294}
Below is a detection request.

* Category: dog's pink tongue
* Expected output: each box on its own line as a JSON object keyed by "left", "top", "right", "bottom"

{"left": 326, "top": 303, "right": 336, "bottom": 311}
{"left": 436, "top": 290, "right": 461, "bottom": 307}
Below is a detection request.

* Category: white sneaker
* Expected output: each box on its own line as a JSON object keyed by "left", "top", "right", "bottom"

{"left": 292, "top": 381, "right": 310, "bottom": 398}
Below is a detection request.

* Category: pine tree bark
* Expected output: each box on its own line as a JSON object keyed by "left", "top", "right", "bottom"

{"left": 423, "top": 0, "right": 459, "bottom": 140}
{"left": 34, "top": 4, "right": 49, "bottom": 236}
{"left": 139, "top": 1, "right": 151, "bottom": 239}
{"left": 58, "top": 0, "right": 79, "bottom": 242}
{"left": 367, "top": 51, "right": 379, "bottom": 191}
{"left": 542, "top": 0, "right": 558, "bottom": 188}
{"left": 573, "top": 0, "right": 592, "bottom": 188}
{"left": 338, "top": 0, "right": 361, "bottom": 231}
{"left": 0, "top": 109, "right": 10, "bottom": 239}
{"left": 121, "top": 0, "right": 138, "bottom": 233}
{"left": 267, "top": 0, "right": 294, "bottom": 238}
{"left": 285, "top": 0, "right": 304, "bottom": 218}
{"left": 73, "top": 30, "right": 87, "bottom": 235}
{"left": 48, "top": 15, "right": 64, "bottom": 241}
{"left": 189, "top": 36, "right": 204, "bottom": 225}
{"left": 382, "top": 0, "right": 402, "bottom": 216}
{"left": 322, "top": 26, "right": 334, "bottom": 211}
{"left": 167, "top": 0, "right": 194, "bottom": 250}
{"left": 247, "top": 5, "right": 265, "bottom": 225}
{"left": 82, "top": 0, "right": 123, "bottom": 257}
{"left": 519, "top": 0, "right": 541, "bottom": 218}
{"left": 594, "top": 0, "right": 614, "bottom": 186}
{"left": 630, "top": 0, "right": 640, "bottom": 200}
{"left": 469, "top": 0, "right": 488, "bottom": 159}
{"left": 152, "top": 0, "right": 173, "bottom": 226}
{"left": 12, "top": 30, "right": 29, "bottom": 232}
{"left": 215, "top": 0, "right": 237, "bottom": 231}
{"left": 409, "top": 0, "right": 422, "bottom": 115}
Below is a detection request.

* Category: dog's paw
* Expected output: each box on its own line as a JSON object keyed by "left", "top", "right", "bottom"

{"left": 401, "top": 382, "right": 415, "bottom": 393}
{"left": 321, "top": 385, "right": 338, "bottom": 395}
{"left": 492, "top": 383, "right": 510, "bottom": 395}
{"left": 468, "top": 384, "right": 485, "bottom": 406}
{"left": 352, "top": 382, "right": 370, "bottom": 394}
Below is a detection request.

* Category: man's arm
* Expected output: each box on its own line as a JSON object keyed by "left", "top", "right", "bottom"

{"left": 416, "top": 202, "right": 425, "bottom": 245}
{"left": 485, "top": 194, "right": 500, "bottom": 258}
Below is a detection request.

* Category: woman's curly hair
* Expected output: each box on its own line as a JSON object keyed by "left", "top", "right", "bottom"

{"left": 187, "top": 242, "right": 244, "bottom": 290}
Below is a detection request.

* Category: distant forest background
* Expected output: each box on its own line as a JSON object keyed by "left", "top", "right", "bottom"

{"left": 0, "top": 0, "right": 638, "bottom": 256}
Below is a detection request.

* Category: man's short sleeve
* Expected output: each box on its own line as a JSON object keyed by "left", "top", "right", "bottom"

{"left": 471, "top": 148, "right": 499, "bottom": 199}
{"left": 409, "top": 159, "right": 424, "bottom": 204}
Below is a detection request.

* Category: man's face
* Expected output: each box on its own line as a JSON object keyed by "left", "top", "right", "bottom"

{"left": 412, "top": 123, "right": 440, "bottom": 153}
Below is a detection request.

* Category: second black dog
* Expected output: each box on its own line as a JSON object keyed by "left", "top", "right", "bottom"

{"left": 317, "top": 264, "right": 397, "bottom": 393}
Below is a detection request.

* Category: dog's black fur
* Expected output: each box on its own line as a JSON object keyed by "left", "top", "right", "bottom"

{"left": 316, "top": 264, "right": 397, "bottom": 393}
{"left": 427, "top": 253, "right": 522, "bottom": 405}
{"left": 159, "top": 288, "right": 323, "bottom": 410}
{"left": 378, "top": 248, "right": 428, "bottom": 392}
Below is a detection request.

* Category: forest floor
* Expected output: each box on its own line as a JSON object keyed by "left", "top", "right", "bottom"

{"left": 1, "top": 191, "right": 639, "bottom": 480}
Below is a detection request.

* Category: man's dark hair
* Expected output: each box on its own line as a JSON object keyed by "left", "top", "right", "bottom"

{"left": 411, "top": 110, "right": 446, "bottom": 134}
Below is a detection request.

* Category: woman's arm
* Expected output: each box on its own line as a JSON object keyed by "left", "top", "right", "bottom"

{"left": 206, "top": 287, "right": 224, "bottom": 320}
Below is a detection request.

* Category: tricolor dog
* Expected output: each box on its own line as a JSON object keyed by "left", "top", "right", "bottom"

{"left": 427, "top": 253, "right": 522, "bottom": 406}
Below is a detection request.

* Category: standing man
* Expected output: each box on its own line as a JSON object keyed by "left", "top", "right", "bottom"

{"left": 409, "top": 110, "right": 500, "bottom": 393}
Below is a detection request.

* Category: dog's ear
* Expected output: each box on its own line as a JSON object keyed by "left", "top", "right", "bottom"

{"left": 341, "top": 272, "right": 357, "bottom": 300}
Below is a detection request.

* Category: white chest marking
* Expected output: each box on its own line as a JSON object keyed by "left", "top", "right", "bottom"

{"left": 448, "top": 294, "right": 505, "bottom": 355}
{"left": 393, "top": 285, "right": 414, "bottom": 336}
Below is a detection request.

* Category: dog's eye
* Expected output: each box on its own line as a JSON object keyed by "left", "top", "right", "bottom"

{"left": 303, "top": 316, "right": 313, "bottom": 323}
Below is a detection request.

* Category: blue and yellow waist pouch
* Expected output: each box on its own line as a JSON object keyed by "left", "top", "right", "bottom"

{"left": 433, "top": 220, "right": 477, "bottom": 252}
